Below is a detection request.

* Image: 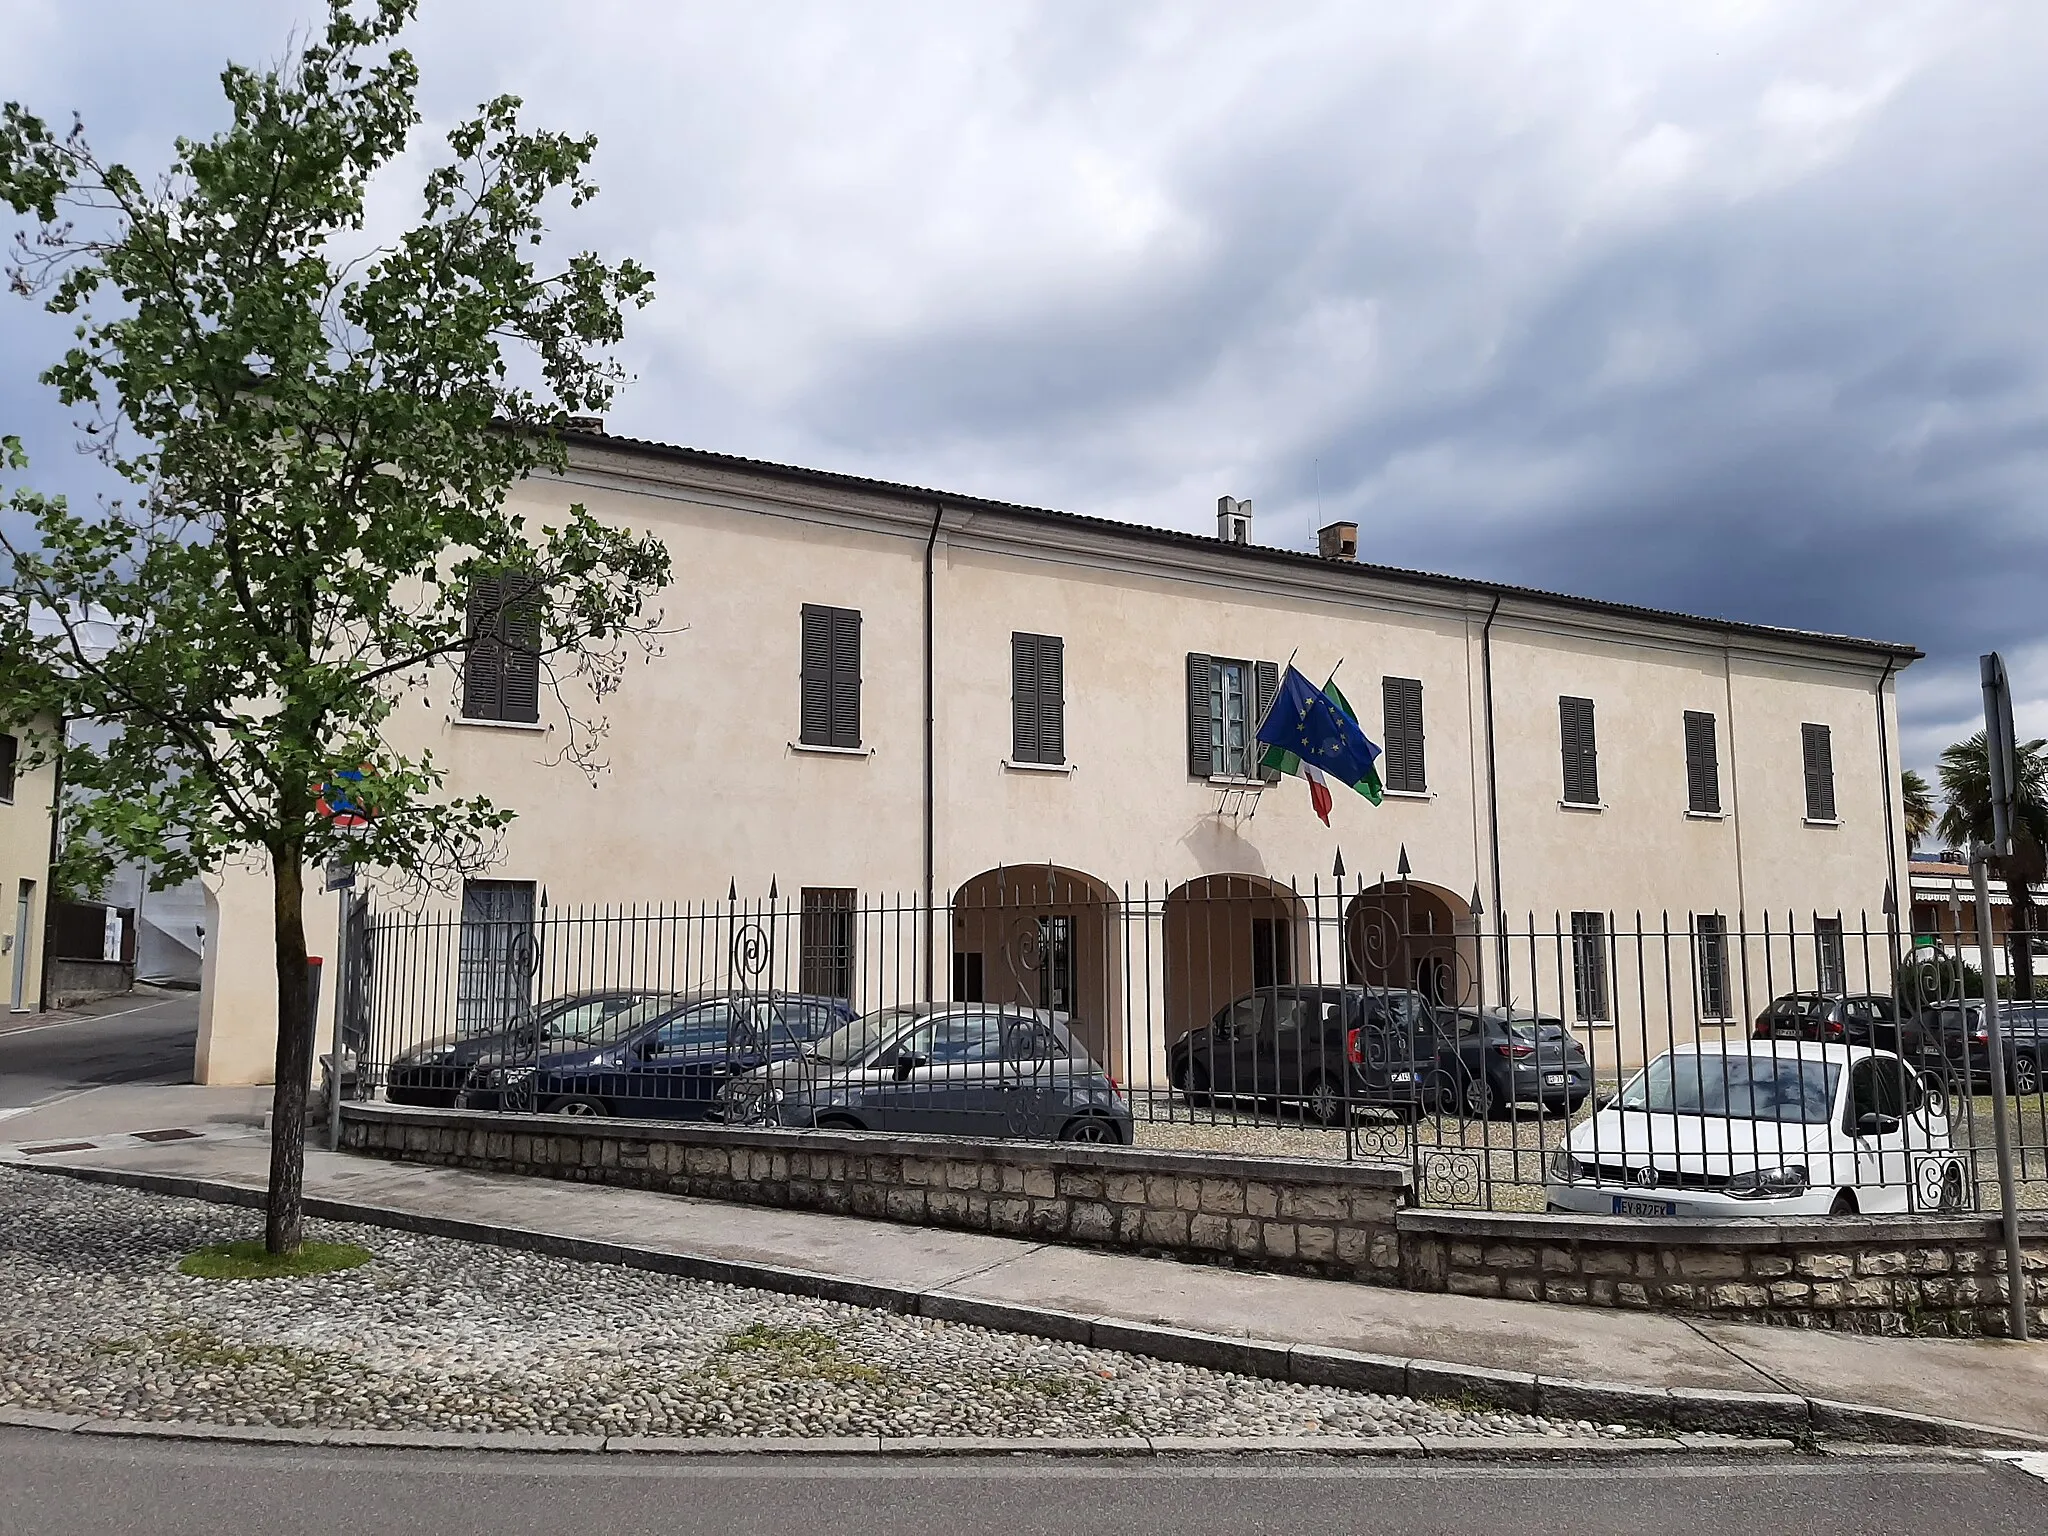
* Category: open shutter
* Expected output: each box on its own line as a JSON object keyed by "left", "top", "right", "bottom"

{"left": 830, "top": 607, "right": 862, "bottom": 748}
{"left": 1684, "top": 711, "right": 1720, "bottom": 814}
{"left": 1253, "top": 659, "right": 1281, "bottom": 782}
{"left": 498, "top": 575, "right": 542, "bottom": 725}
{"left": 1011, "top": 633, "right": 1040, "bottom": 762}
{"left": 1383, "top": 677, "right": 1425, "bottom": 793}
{"left": 461, "top": 574, "right": 505, "bottom": 720}
{"left": 1185, "top": 653, "right": 1213, "bottom": 777}
{"left": 799, "top": 605, "right": 833, "bottom": 745}
{"left": 1802, "top": 723, "right": 1836, "bottom": 820}
{"left": 1037, "top": 636, "right": 1064, "bottom": 764}
{"left": 1560, "top": 696, "right": 1598, "bottom": 804}
{"left": 0, "top": 732, "right": 15, "bottom": 802}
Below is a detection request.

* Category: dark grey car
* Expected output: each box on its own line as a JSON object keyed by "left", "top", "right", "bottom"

{"left": 724, "top": 1004, "right": 1132, "bottom": 1143}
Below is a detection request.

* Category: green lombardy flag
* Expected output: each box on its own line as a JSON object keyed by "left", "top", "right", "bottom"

{"left": 1258, "top": 675, "right": 1384, "bottom": 824}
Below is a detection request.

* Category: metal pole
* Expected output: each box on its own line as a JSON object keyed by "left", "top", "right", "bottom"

{"left": 326, "top": 888, "right": 348, "bottom": 1152}
{"left": 1971, "top": 846, "right": 2029, "bottom": 1341}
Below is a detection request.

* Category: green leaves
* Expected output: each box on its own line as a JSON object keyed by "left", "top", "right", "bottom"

{"left": 0, "top": 0, "right": 671, "bottom": 891}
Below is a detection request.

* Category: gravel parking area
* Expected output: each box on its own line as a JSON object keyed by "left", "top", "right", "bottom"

{"left": 0, "top": 1167, "right": 1627, "bottom": 1440}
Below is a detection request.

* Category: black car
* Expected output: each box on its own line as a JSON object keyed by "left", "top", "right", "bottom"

{"left": 1166, "top": 985, "right": 1441, "bottom": 1126}
{"left": 1752, "top": 992, "right": 1937, "bottom": 1070}
{"left": 1428, "top": 1008, "right": 1592, "bottom": 1119}
{"left": 460, "top": 991, "right": 857, "bottom": 1118}
{"left": 1925, "top": 1002, "right": 2042, "bottom": 1097}
{"left": 384, "top": 990, "right": 675, "bottom": 1107}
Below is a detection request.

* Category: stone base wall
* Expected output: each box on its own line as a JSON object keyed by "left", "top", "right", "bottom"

{"left": 339, "top": 1105, "right": 1408, "bottom": 1285}
{"left": 1400, "top": 1211, "right": 2048, "bottom": 1338}
{"left": 44, "top": 959, "right": 133, "bottom": 1009}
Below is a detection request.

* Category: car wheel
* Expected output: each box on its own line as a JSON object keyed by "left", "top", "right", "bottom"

{"left": 2013, "top": 1053, "right": 2040, "bottom": 1096}
{"left": 1059, "top": 1115, "right": 1121, "bottom": 1144}
{"left": 1303, "top": 1074, "right": 1346, "bottom": 1128}
{"left": 546, "top": 1095, "right": 607, "bottom": 1118}
{"left": 814, "top": 1113, "right": 865, "bottom": 1132}
{"left": 1828, "top": 1189, "right": 1859, "bottom": 1216}
{"left": 1184, "top": 1062, "right": 1212, "bottom": 1105}
{"left": 1460, "top": 1073, "right": 1495, "bottom": 1121}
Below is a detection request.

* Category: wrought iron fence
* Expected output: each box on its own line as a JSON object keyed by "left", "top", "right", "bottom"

{"left": 339, "top": 874, "right": 2047, "bottom": 1214}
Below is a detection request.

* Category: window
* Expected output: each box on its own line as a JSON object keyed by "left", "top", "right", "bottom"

{"left": 1684, "top": 711, "right": 1720, "bottom": 814}
{"left": 798, "top": 887, "right": 856, "bottom": 999}
{"left": 951, "top": 950, "right": 985, "bottom": 1003}
{"left": 1694, "top": 914, "right": 1731, "bottom": 1019}
{"left": 456, "top": 878, "right": 536, "bottom": 1035}
{"left": 1559, "top": 696, "right": 1599, "bottom": 805}
{"left": 0, "top": 733, "right": 15, "bottom": 803}
{"left": 800, "top": 605, "right": 862, "bottom": 748}
{"left": 1801, "top": 723, "right": 1837, "bottom": 821}
{"left": 1010, "top": 632, "right": 1065, "bottom": 764}
{"left": 1815, "top": 917, "right": 1846, "bottom": 995}
{"left": 1251, "top": 916, "right": 1293, "bottom": 988}
{"left": 1570, "top": 910, "right": 1609, "bottom": 1021}
{"left": 1381, "top": 677, "right": 1426, "bottom": 793}
{"left": 1185, "top": 654, "right": 1279, "bottom": 780}
{"left": 461, "top": 573, "right": 542, "bottom": 723}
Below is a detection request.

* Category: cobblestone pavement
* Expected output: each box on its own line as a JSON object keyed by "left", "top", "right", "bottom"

{"left": 0, "top": 1167, "right": 1634, "bottom": 1440}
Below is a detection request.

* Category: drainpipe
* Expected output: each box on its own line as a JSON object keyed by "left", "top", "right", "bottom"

{"left": 1480, "top": 597, "right": 1506, "bottom": 998}
{"left": 37, "top": 714, "right": 66, "bottom": 1011}
{"left": 923, "top": 501, "right": 943, "bottom": 1002}
{"left": 1874, "top": 656, "right": 1901, "bottom": 971}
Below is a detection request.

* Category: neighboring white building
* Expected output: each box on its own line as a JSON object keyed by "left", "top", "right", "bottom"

{"left": 195, "top": 428, "right": 1919, "bottom": 1085}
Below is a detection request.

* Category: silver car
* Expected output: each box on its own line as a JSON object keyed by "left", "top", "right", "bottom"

{"left": 723, "top": 1003, "right": 1132, "bottom": 1143}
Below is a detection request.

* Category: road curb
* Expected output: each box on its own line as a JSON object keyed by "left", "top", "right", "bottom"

{"left": 14, "top": 1160, "right": 2048, "bottom": 1453}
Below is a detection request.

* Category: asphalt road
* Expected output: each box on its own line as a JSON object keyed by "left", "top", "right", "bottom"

{"left": 0, "top": 988, "right": 200, "bottom": 1111}
{"left": 5, "top": 1434, "right": 2045, "bottom": 1536}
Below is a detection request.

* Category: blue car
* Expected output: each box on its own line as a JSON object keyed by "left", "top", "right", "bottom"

{"left": 459, "top": 991, "right": 857, "bottom": 1119}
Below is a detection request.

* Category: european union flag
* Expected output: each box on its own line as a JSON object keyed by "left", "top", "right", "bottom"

{"left": 1256, "top": 665, "right": 1383, "bottom": 795}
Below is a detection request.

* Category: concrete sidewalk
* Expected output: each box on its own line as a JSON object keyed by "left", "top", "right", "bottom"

{"left": 7, "top": 1117, "right": 2046, "bottom": 1445}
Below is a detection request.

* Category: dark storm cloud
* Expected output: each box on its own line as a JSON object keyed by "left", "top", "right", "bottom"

{"left": 4, "top": 2, "right": 2045, "bottom": 767}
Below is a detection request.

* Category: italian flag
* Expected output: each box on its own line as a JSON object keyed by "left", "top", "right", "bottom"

{"left": 1259, "top": 677, "right": 1384, "bottom": 824}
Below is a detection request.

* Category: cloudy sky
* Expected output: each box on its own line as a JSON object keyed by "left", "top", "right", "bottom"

{"left": 4, "top": 1, "right": 2045, "bottom": 776}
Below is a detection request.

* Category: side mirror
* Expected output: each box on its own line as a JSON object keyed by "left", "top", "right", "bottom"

{"left": 1855, "top": 1112, "right": 1901, "bottom": 1139}
{"left": 894, "top": 1053, "right": 928, "bottom": 1081}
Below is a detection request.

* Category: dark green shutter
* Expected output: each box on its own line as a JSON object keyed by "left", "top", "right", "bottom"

{"left": 462, "top": 575, "right": 505, "bottom": 720}
{"left": 799, "top": 605, "right": 833, "bottom": 746}
{"left": 1383, "top": 677, "right": 1425, "bottom": 793}
{"left": 1186, "top": 653, "right": 1213, "bottom": 777}
{"left": 1254, "top": 660, "right": 1280, "bottom": 782}
{"left": 1684, "top": 710, "right": 1720, "bottom": 814}
{"left": 0, "top": 732, "right": 15, "bottom": 802}
{"left": 1802, "top": 723, "right": 1836, "bottom": 820}
{"left": 829, "top": 607, "right": 861, "bottom": 748}
{"left": 1037, "top": 636, "right": 1064, "bottom": 764}
{"left": 1560, "top": 696, "right": 1598, "bottom": 805}
{"left": 1011, "top": 633, "right": 1039, "bottom": 762}
{"left": 499, "top": 575, "right": 542, "bottom": 725}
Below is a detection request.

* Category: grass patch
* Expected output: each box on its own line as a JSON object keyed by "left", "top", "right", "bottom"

{"left": 177, "top": 1239, "right": 373, "bottom": 1280}
{"left": 719, "top": 1322, "right": 881, "bottom": 1383}
{"left": 94, "top": 1326, "right": 332, "bottom": 1379}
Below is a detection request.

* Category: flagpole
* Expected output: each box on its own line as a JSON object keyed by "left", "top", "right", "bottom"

{"left": 1253, "top": 646, "right": 1300, "bottom": 739}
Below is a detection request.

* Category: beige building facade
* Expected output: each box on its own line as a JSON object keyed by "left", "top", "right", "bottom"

{"left": 0, "top": 713, "right": 57, "bottom": 1014}
{"left": 196, "top": 430, "right": 1919, "bottom": 1086}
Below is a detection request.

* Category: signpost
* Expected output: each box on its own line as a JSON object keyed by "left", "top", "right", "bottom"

{"left": 1973, "top": 653, "right": 2028, "bottom": 1342}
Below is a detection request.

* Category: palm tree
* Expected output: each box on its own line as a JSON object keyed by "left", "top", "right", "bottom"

{"left": 1937, "top": 731, "right": 2048, "bottom": 998}
{"left": 1902, "top": 768, "right": 1937, "bottom": 849}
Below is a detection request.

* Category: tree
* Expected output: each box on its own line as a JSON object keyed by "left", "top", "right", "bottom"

{"left": 1902, "top": 768, "right": 1936, "bottom": 849}
{"left": 1936, "top": 731, "right": 2048, "bottom": 1000}
{"left": 0, "top": 1, "right": 671, "bottom": 1253}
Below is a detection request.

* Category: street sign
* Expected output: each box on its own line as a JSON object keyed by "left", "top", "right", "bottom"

{"left": 323, "top": 855, "right": 356, "bottom": 893}
{"left": 1981, "top": 652, "right": 2018, "bottom": 859}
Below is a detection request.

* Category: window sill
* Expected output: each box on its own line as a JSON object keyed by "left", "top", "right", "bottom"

{"left": 1381, "top": 787, "right": 1434, "bottom": 802}
{"left": 1558, "top": 799, "right": 1606, "bottom": 813}
{"left": 1206, "top": 774, "right": 1267, "bottom": 788}
{"left": 1804, "top": 816, "right": 1843, "bottom": 828}
{"left": 453, "top": 715, "right": 546, "bottom": 733}
{"left": 790, "top": 741, "right": 872, "bottom": 758}
{"left": 1003, "top": 758, "right": 1075, "bottom": 775}
{"left": 1685, "top": 809, "right": 1728, "bottom": 821}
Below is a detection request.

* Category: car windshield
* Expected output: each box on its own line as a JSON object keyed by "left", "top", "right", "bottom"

{"left": 813, "top": 1007, "right": 923, "bottom": 1067}
{"left": 555, "top": 995, "right": 680, "bottom": 1043}
{"left": 1618, "top": 1052, "right": 1841, "bottom": 1124}
{"left": 1774, "top": 996, "right": 1831, "bottom": 1017}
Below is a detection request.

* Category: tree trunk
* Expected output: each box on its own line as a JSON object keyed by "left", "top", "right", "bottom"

{"left": 266, "top": 846, "right": 313, "bottom": 1255}
{"left": 2012, "top": 882, "right": 2038, "bottom": 1002}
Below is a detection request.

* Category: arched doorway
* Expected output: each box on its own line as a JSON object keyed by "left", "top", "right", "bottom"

{"left": 1161, "top": 874, "right": 1310, "bottom": 1048}
{"left": 950, "top": 866, "right": 1123, "bottom": 1073}
{"left": 1344, "top": 880, "right": 1479, "bottom": 1010}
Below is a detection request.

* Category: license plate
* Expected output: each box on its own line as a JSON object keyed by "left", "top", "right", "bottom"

{"left": 1390, "top": 1071, "right": 1415, "bottom": 1083}
{"left": 1543, "top": 1072, "right": 1565, "bottom": 1086}
{"left": 1613, "top": 1195, "right": 1678, "bottom": 1218}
